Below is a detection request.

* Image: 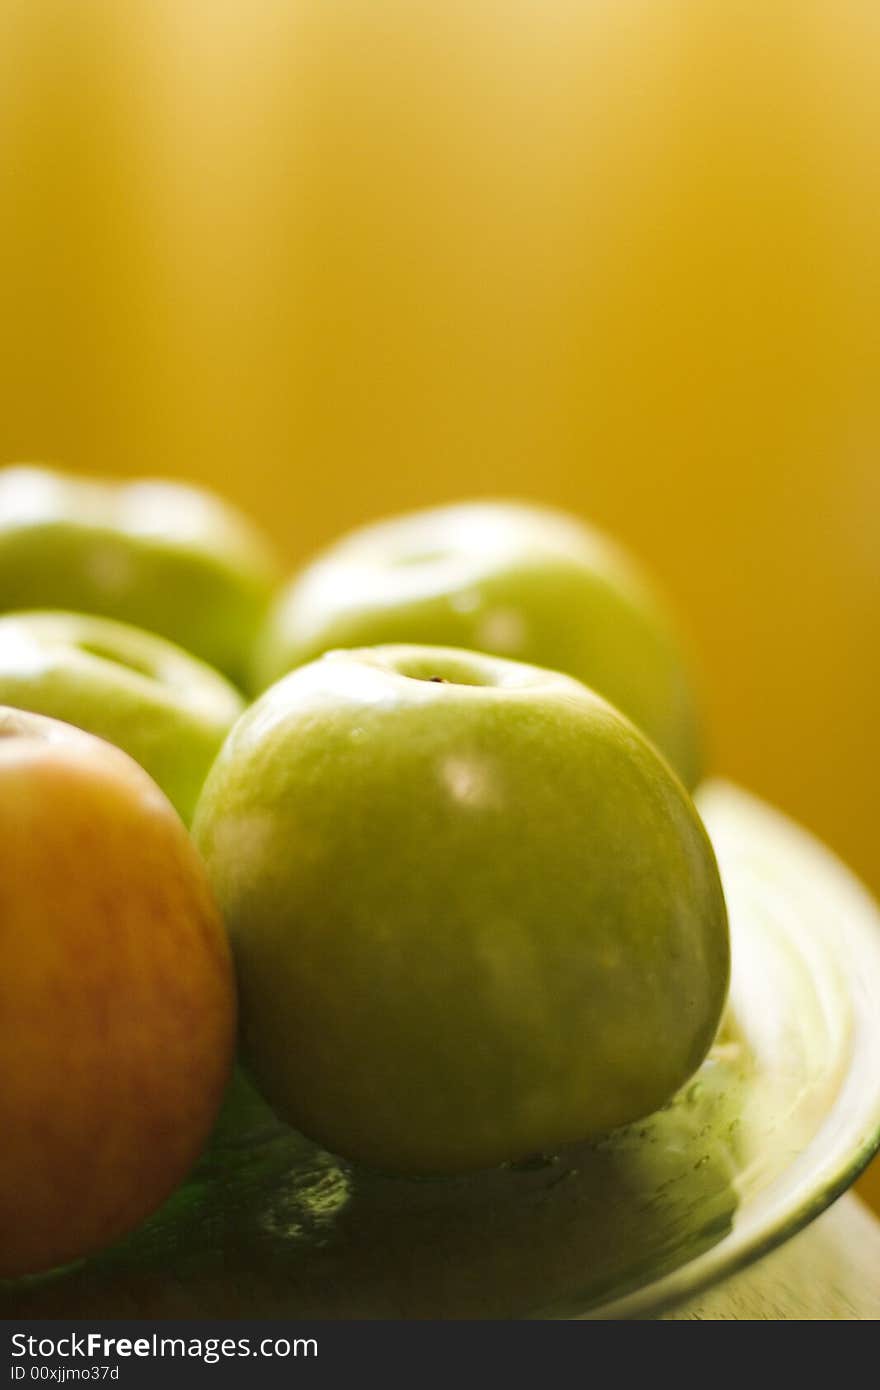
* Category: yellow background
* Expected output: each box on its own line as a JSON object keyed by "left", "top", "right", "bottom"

{"left": 1, "top": 2, "right": 878, "bottom": 1207}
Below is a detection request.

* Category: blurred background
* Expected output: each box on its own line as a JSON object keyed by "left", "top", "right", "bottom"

{"left": 0, "top": 2, "right": 877, "bottom": 1205}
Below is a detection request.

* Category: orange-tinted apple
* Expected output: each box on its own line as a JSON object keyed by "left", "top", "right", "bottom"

{"left": 0, "top": 709, "right": 236, "bottom": 1278}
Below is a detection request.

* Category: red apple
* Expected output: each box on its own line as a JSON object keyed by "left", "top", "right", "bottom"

{"left": 0, "top": 709, "right": 237, "bottom": 1278}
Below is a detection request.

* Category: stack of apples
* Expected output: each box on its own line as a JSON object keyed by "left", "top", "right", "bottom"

{"left": 0, "top": 466, "right": 729, "bottom": 1279}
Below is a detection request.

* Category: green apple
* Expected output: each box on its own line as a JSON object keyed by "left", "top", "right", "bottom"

{"left": 0, "top": 708, "right": 236, "bottom": 1278}
{"left": 0, "top": 465, "right": 279, "bottom": 686}
{"left": 194, "top": 644, "right": 729, "bottom": 1175}
{"left": 253, "top": 500, "right": 703, "bottom": 787}
{"left": 0, "top": 611, "right": 245, "bottom": 825}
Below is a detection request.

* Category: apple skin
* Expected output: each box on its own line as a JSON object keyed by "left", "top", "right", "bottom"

{"left": 0, "top": 709, "right": 237, "bottom": 1279}
{"left": 0, "top": 611, "right": 245, "bottom": 826}
{"left": 194, "top": 644, "right": 729, "bottom": 1175}
{"left": 0, "top": 465, "right": 279, "bottom": 687}
{"left": 253, "top": 500, "right": 703, "bottom": 787}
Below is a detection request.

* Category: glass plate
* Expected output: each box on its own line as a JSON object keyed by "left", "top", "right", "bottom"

{"left": 3, "top": 780, "right": 880, "bottom": 1319}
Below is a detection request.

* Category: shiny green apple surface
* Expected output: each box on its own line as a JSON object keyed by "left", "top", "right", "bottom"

{"left": 0, "top": 611, "right": 244, "bottom": 825}
{"left": 0, "top": 465, "right": 279, "bottom": 686}
{"left": 194, "top": 644, "right": 729, "bottom": 1175}
{"left": 254, "top": 500, "right": 702, "bottom": 786}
